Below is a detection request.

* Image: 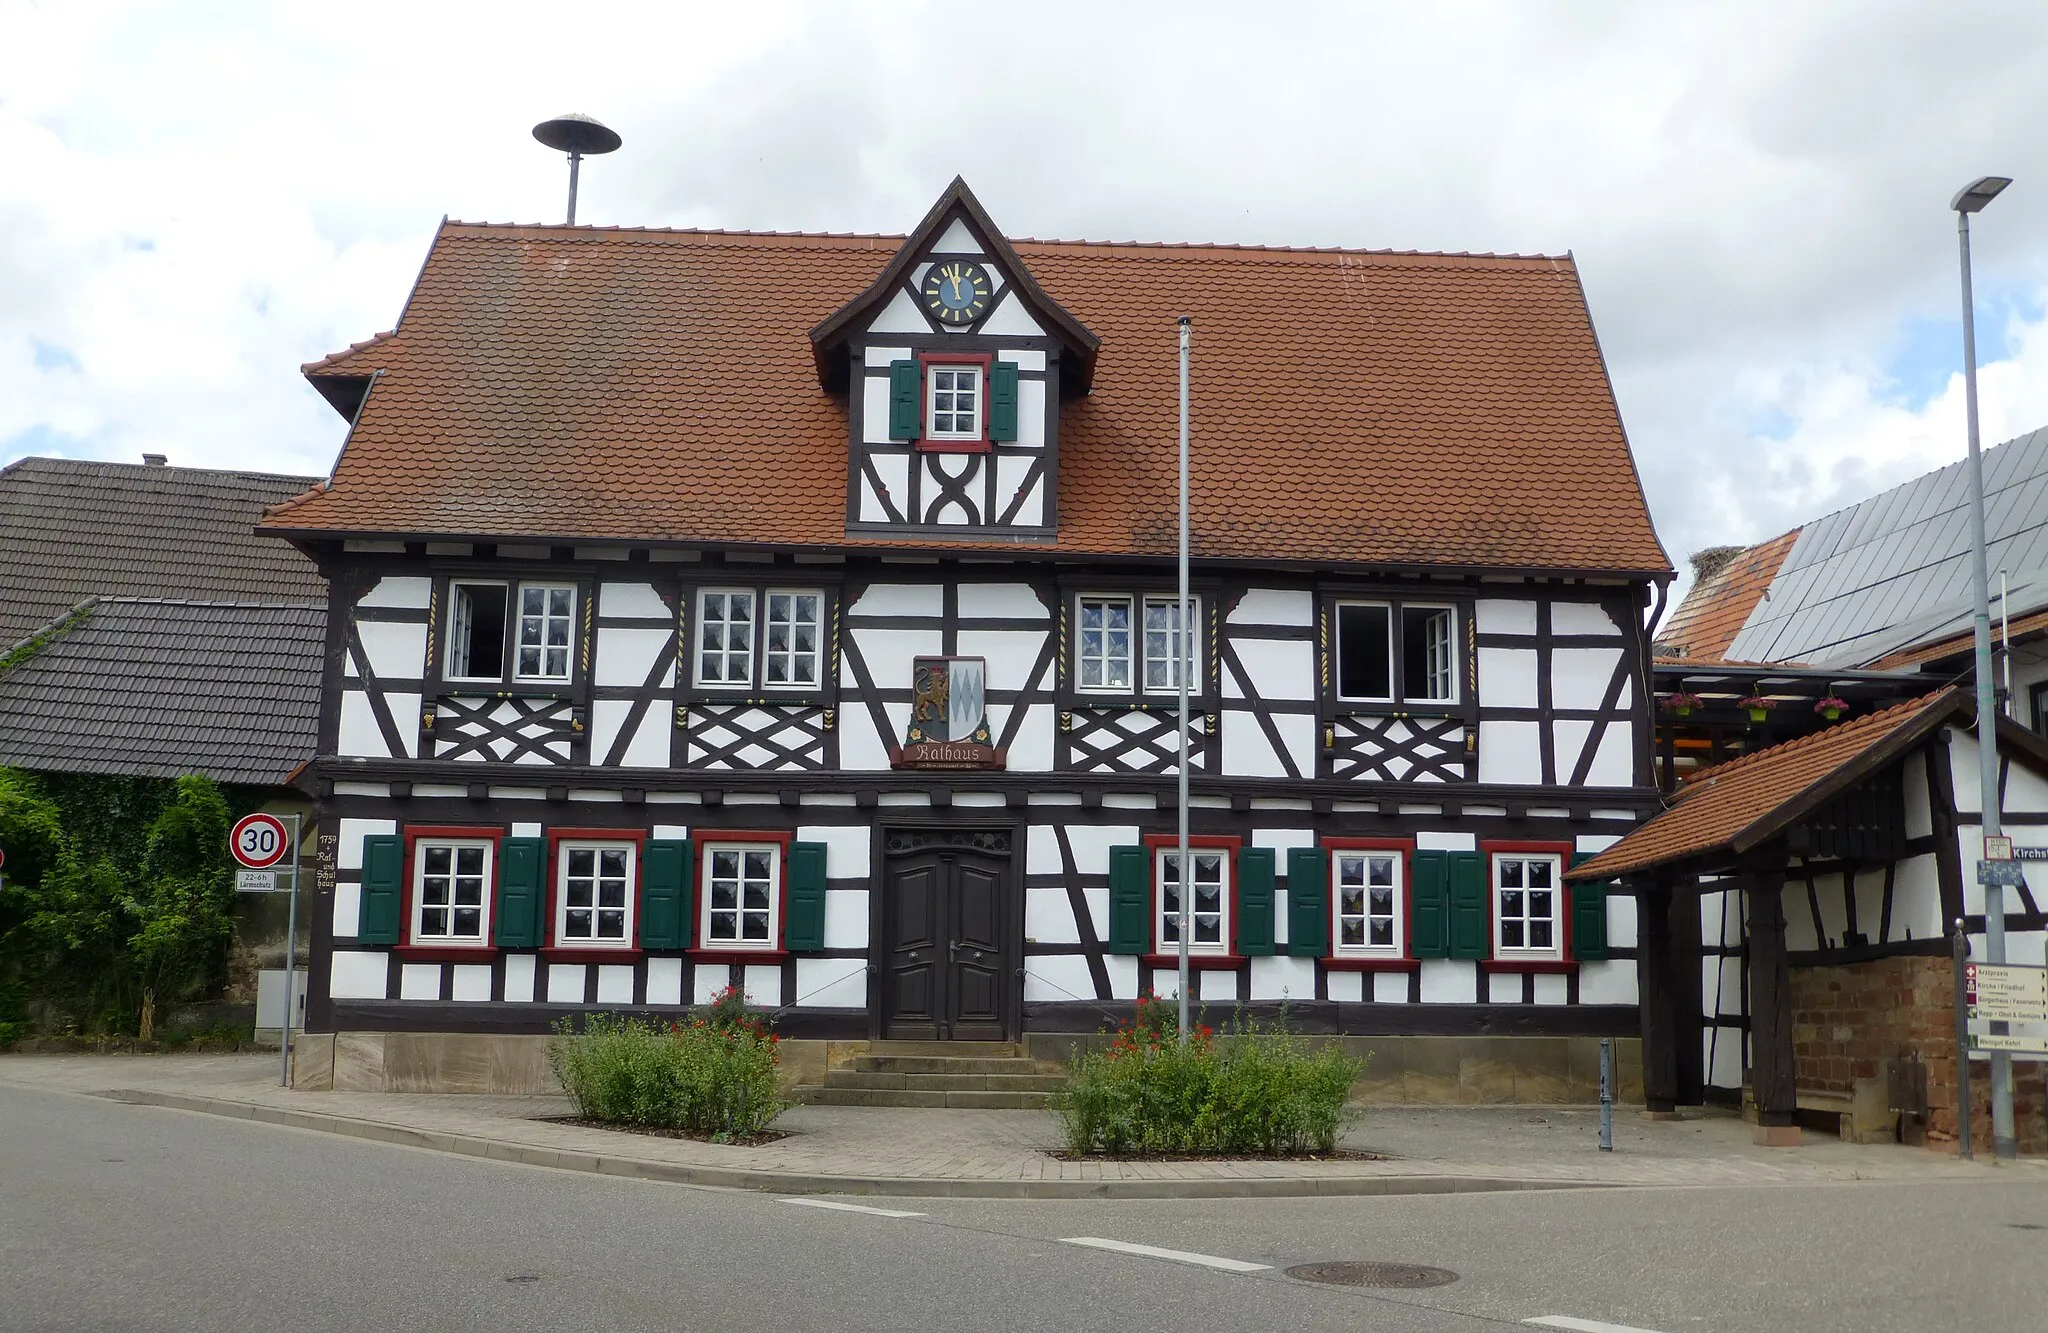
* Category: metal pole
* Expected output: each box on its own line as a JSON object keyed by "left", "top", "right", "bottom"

{"left": 1952, "top": 918, "right": 1973, "bottom": 1160}
{"left": 1176, "top": 315, "right": 1191, "bottom": 1045}
{"left": 1599, "top": 1037, "right": 1614, "bottom": 1151}
{"left": 279, "top": 813, "right": 301, "bottom": 1088}
{"left": 1959, "top": 207, "right": 2017, "bottom": 1158}
{"left": 1999, "top": 569, "right": 2011, "bottom": 715}
{"left": 566, "top": 151, "right": 582, "bottom": 225}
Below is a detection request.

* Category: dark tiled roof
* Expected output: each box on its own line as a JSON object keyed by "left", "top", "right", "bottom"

{"left": 0, "top": 598, "right": 325, "bottom": 785}
{"left": 0, "top": 457, "right": 326, "bottom": 648}
{"left": 267, "top": 218, "right": 1672, "bottom": 575}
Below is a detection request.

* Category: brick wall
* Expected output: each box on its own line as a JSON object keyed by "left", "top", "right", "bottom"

{"left": 1791, "top": 955, "right": 2046, "bottom": 1154}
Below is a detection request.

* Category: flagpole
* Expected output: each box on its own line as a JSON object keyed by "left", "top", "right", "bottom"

{"left": 1177, "top": 316, "right": 1192, "bottom": 1045}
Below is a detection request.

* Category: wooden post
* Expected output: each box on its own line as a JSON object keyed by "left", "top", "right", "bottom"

{"left": 1637, "top": 868, "right": 1680, "bottom": 1116}
{"left": 1744, "top": 844, "right": 1799, "bottom": 1146}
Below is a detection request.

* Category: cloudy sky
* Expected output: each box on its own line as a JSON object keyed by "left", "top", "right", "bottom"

{"left": 6, "top": 0, "right": 2048, "bottom": 595}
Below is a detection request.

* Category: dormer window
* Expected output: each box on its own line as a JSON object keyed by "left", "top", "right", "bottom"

{"left": 929, "top": 366, "right": 981, "bottom": 439}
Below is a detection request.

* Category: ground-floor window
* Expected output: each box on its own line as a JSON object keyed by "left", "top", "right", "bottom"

{"left": 1493, "top": 851, "right": 1563, "bottom": 960}
{"left": 413, "top": 839, "right": 492, "bottom": 943}
{"left": 701, "top": 842, "right": 781, "bottom": 949}
{"left": 1156, "top": 845, "right": 1230, "bottom": 956}
{"left": 1333, "top": 848, "right": 1403, "bottom": 956}
{"left": 556, "top": 842, "right": 635, "bottom": 946}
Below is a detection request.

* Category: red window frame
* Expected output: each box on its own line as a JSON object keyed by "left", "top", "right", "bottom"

{"left": 1321, "top": 836, "right": 1421, "bottom": 972}
{"left": 690, "top": 829, "right": 795, "bottom": 963}
{"left": 542, "top": 826, "right": 649, "bottom": 962}
{"left": 395, "top": 824, "right": 505, "bottom": 960}
{"left": 1140, "top": 833, "right": 1244, "bottom": 969}
{"left": 915, "top": 351, "right": 993, "bottom": 454}
{"left": 1479, "top": 839, "right": 1578, "bottom": 974}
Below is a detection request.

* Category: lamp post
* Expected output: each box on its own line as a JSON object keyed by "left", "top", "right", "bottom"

{"left": 1176, "top": 315, "right": 1192, "bottom": 1045}
{"left": 1952, "top": 173, "right": 2017, "bottom": 1160}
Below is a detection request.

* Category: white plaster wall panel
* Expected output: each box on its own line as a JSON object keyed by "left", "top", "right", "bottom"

{"left": 1476, "top": 647, "right": 1539, "bottom": 709}
{"left": 332, "top": 781, "right": 385, "bottom": 797}
{"left": 1012, "top": 378, "right": 1048, "bottom": 448}
{"left": 956, "top": 630, "right": 1049, "bottom": 691}
{"left": 997, "top": 349, "right": 1046, "bottom": 372}
{"left": 1577, "top": 960, "right": 1637, "bottom": 1006}
{"left": 837, "top": 701, "right": 898, "bottom": 771}
{"left": 397, "top": 958, "right": 438, "bottom": 999}
{"left": 1706, "top": 1029, "right": 1745, "bottom": 1090}
{"left": 929, "top": 218, "right": 982, "bottom": 253}
{"left": 850, "top": 628, "right": 944, "bottom": 689}
{"left": 328, "top": 951, "right": 389, "bottom": 1000}
{"left": 1532, "top": 972, "right": 1569, "bottom": 1006}
{"left": 1275, "top": 714, "right": 1318, "bottom": 776}
{"left": 744, "top": 965, "right": 781, "bottom": 1006}
{"left": 848, "top": 582, "right": 944, "bottom": 619}
{"left": 1200, "top": 969, "right": 1239, "bottom": 1003}
{"left": 338, "top": 693, "right": 394, "bottom": 758}
{"left": 961, "top": 583, "right": 1047, "bottom": 619}
{"left": 1026, "top": 824, "right": 1065, "bottom": 875}
{"left": 796, "top": 824, "right": 871, "bottom": 878}
{"left": 1063, "top": 824, "right": 1143, "bottom": 876}
{"left": 979, "top": 291, "right": 1047, "bottom": 337}
{"left": 1890, "top": 854, "right": 1945, "bottom": 941}
{"left": 1475, "top": 598, "right": 1538, "bottom": 635}
{"left": 1419, "top": 960, "right": 1477, "bottom": 1004}
{"left": 1371, "top": 971, "right": 1410, "bottom": 1003}
{"left": 1576, "top": 834, "right": 1622, "bottom": 854}
{"left": 332, "top": 884, "right": 361, "bottom": 938}
{"left": 1026, "top": 886, "right": 1081, "bottom": 944}
{"left": 1550, "top": 601, "right": 1620, "bottom": 636}
{"left": 568, "top": 790, "right": 624, "bottom": 803}
{"left": 1606, "top": 891, "right": 1638, "bottom": 949}
{"left": 598, "top": 581, "right": 669, "bottom": 620}
{"left": 1000, "top": 703, "right": 1054, "bottom": 772}
{"left": 1024, "top": 955, "right": 1098, "bottom": 1004}
{"left": 877, "top": 790, "right": 930, "bottom": 807}
{"left": 921, "top": 455, "right": 979, "bottom": 525}
{"left": 1551, "top": 648, "right": 1624, "bottom": 711}
{"left": 618, "top": 710, "right": 671, "bottom": 768}
{"left": 800, "top": 794, "right": 857, "bottom": 807}
{"left": 1583, "top": 722, "right": 1635, "bottom": 787}
{"left": 867, "top": 288, "right": 932, "bottom": 335}
{"left": 861, "top": 375, "right": 896, "bottom": 446}
{"left": 1902, "top": 753, "right": 1934, "bottom": 839}
{"left": 1326, "top": 971, "right": 1364, "bottom": 1002}
{"left": 795, "top": 958, "right": 868, "bottom": 1009}
{"left": 1477, "top": 720, "right": 1543, "bottom": 784}
{"left": 451, "top": 964, "right": 493, "bottom": 1003}
{"left": 863, "top": 453, "right": 909, "bottom": 522}
{"left": 2002, "top": 752, "right": 2048, "bottom": 812}
{"left": 1705, "top": 956, "right": 1744, "bottom": 1018}
{"left": 338, "top": 818, "right": 396, "bottom": 870}
{"left": 2006, "top": 929, "right": 2048, "bottom": 968}
{"left": 824, "top": 890, "right": 869, "bottom": 950}
{"left": 503, "top": 953, "right": 537, "bottom": 1003}
{"left": 864, "top": 344, "right": 914, "bottom": 367}
{"left": 597, "top": 965, "right": 635, "bottom": 1005}
{"left": 1948, "top": 733, "right": 1983, "bottom": 814}
{"left": 1227, "top": 637, "right": 1316, "bottom": 701}
{"left": 588, "top": 700, "right": 633, "bottom": 767}
{"left": 547, "top": 965, "right": 586, "bottom": 1004}
{"left": 1104, "top": 953, "right": 1140, "bottom": 1001}
{"left": 357, "top": 576, "right": 433, "bottom": 610}
{"left": 1079, "top": 886, "right": 1109, "bottom": 941}
{"left": 1415, "top": 831, "right": 1478, "bottom": 852}
{"left": 1249, "top": 956, "right": 1317, "bottom": 1003}
{"left": 1256, "top": 828, "right": 1318, "bottom": 855}
{"left": 694, "top": 966, "right": 732, "bottom": 1006}
{"left": 993, "top": 455, "right": 1044, "bottom": 525}
{"left": 1782, "top": 884, "right": 1820, "bottom": 951}
{"left": 355, "top": 620, "right": 428, "bottom": 681}
{"left": 1485, "top": 972, "right": 1520, "bottom": 1003}
{"left": 645, "top": 957, "right": 683, "bottom": 1007}
{"left": 1229, "top": 589, "right": 1314, "bottom": 627}
{"left": 594, "top": 626, "right": 670, "bottom": 688}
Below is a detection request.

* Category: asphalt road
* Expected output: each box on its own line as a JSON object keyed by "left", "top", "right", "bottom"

{"left": 3, "top": 1082, "right": 2044, "bottom": 1333}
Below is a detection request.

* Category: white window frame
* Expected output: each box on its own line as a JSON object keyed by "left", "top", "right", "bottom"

{"left": 1156, "top": 846, "right": 1231, "bottom": 957}
{"left": 1140, "top": 594, "right": 1200, "bottom": 697}
{"left": 513, "top": 582, "right": 577, "bottom": 683}
{"left": 1333, "top": 599, "right": 1459, "bottom": 705}
{"left": 693, "top": 587, "right": 825, "bottom": 692}
{"left": 926, "top": 364, "right": 983, "bottom": 440}
{"left": 1332, "top": 849, "right": 1404, "bottom": 958}
{"left": 699, "top": 841, "right": 782, "bottom": 952}
{"left": 1492, "top": 852, "right": 1564, "bottom": 961}
{"left": 694, "top": 588, "right": 757, "bottom": 689}
{"left": 1400, "top": 603, "right": 1458, "bottom": 704}
{"left": 554, "top": 841, "right": 637, "bottom": 949}
{"left": 445, "top": 580, "right": 509, "bottom": 683}
{"left": 760, "top": 589, "right": 825, "bottom": 691}
{"left": 411, "top": 838, "right": 494, "bottom": 945}
{"left": 1075, "top": 594, "right": 1134, "bottom": 694}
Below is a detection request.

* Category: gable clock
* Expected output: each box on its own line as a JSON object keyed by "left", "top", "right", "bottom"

{"left": 921, "top": 260, "right": 993, "bottom": 325}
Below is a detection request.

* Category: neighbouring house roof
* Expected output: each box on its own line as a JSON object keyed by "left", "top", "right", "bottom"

{"left": 1870, "top": 601, "right": 2048, "bottom": 671}
{"left": 1655, "top": 529, "right": 1800, "bottom": 662}
{"left": 264, "top": 213, "right": 1672, "bottom": 576}
{"left": 1677, "top": 424, "right": 2048, "bottom": 668}
{"left": 0, "top": 598, "right": 326, "bottom": 786}
{"left": 1569, "top": 689, "right": 1965, "bottom": 880}
{"left": 0, "top": 456, "right": 326, "bottom": 647}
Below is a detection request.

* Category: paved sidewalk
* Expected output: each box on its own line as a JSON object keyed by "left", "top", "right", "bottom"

{"left": 0, "top": 1052, "right": 2027, "bottom": 1199}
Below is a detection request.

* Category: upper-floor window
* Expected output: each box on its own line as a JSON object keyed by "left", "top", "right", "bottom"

{"left": 1077, "top": 593, "right": 1199, "bottom": 696}
{"left": 928, "top": 365, "right": 981, "bottom": 440}
{"left": 695, "top": 588, "right": 824, "bottom": 692}
{"left": 446, "top": 581, "right": 576, "bottom": 684}
{"left": 1335, "top": 600, "right": 1456, "bottom": 704}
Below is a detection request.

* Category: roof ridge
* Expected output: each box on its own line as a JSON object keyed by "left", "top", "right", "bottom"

{"left": 1672, "top": 687, "right": 1957, "bottom": 803}
{"left": 91, "top": 596, "right": 328, "bottom": 610}
{"left": 0, "top": 456, "right": 321, "bottom": 485}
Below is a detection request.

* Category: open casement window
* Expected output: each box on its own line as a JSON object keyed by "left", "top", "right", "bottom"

{"left": 1075, "top": 593, "right": 1200, "bottom": 697}
{"left": 693, "top": 588, "right": 825, "bottom": 692}
{"left": 445, "top": 580, "right": 576, "bottom": 684}
{"left": 1333, "top": 601, "right": 1458, "bottom": 705}
{"left": 412, "top": 839, "right": 494, "bottom": 945}
{"left": 554, "top": 842, "right": 636, "bottom": 948}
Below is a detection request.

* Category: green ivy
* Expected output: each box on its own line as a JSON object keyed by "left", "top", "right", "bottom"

{"left": 0, "top": 601, "right": 94, "bottom": 675}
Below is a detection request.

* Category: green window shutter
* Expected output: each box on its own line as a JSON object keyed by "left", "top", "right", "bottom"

{"left": 358, "top": 834, "right": 404, "bottom": 945}
{"left": 988, "top": 359, "right": 1020, "bottom": 441}
{"left": 1410, "top": 849, "right": 1450, "bottom": 959}
{"left": 1107, "top": 845, "right": 1150, "bottom": 955}
{"left": 1569, "top": 851, "right": 1610, "bottom": 962}
{"left": 785, "top": 841, "right": 829, "bottom": 952}
{"left": 888, "top": 360, "right": 921, "bottom": 440}
{"left": 494, "top": 836, "right": 546, "bottom": 949}
{"left": 1286, "top": 846, "right": 1328, "bottom": 957}
{"left": 1448, "top": 850, "right": 1488, "bottom": 960}
{"left": 639, "top": 839, "right": 691, "bottom": 950}
{"left": 1237, "top": 847, "right": 1276, "bottom": 956}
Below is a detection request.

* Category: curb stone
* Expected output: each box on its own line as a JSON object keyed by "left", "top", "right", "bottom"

{"left": 96, "top": 1089, "right": 1618, "bottom": 1200}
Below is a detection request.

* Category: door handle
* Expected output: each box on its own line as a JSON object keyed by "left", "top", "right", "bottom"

{"left": 948, "top": 942, "right": 986, "bottom": 962}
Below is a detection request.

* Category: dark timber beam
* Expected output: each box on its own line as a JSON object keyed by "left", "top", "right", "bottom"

{"left": 1743, "top": 842, "right": 1800, "bottom": 1146}
{"left": 1637, "top": 869, "right": 1680, "bottom": 1116}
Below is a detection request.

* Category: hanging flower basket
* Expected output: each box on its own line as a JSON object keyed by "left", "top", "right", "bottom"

{"left": 1738, "top": 694, "right": 1776, "bottom": 724}
{"left": 1814, "top": 695, "right": 1850, "bottom": 722}
{"left": 1664, "top": 690, "right": 1704, "bottom": 718}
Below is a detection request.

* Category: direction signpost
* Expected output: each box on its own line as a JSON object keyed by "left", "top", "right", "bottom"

{"left": 230, "top": 812, "right": 301, "bottom": 1086}
{"left": 1964, "top": 960, "right": 2048, "bottom": 1059}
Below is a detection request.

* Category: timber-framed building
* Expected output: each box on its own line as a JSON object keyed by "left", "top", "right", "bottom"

{"left": 264, "top": 180, "right": 1673, "bottom": 1087}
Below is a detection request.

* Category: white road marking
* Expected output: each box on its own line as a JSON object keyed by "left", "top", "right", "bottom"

{"left": 781, "top": 1198, "right": 927, "bottom": 1218}
{"left": 1526, "top": 1317, "right": 1669, "bottom": 1333}
{"left": 1059, "top": 1236, "right": 1273, "bottom": 1273}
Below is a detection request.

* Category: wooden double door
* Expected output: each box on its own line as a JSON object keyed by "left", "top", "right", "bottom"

{"left": 878, "top": 827, "right": 1020, "bottom": 1042}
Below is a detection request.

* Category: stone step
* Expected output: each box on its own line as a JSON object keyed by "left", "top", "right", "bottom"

{"left": 863, "top": 1040, "right": 1022, "bottom": 1058}
{"left": 851, "top": 1055, "right": 1045, "bottom": 1076}
{"left": 824, "top": 1070, "right": 1065, "bottom": 1093}
{"left": 795, "top": 1086, "right": 1053, "bottom": 1110}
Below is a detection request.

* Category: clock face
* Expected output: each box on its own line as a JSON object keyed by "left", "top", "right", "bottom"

{"left": 921, "top": 260, "right": 993, "bottom": 326}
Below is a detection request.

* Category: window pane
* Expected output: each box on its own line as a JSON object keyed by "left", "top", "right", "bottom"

{"left": 1078, "top": 597, "right": 1134, "bottom": 691}
{"left": 1337, "top": 604, "right": 1392, "bottom": 700}
{"left": 1142, "top": 597, "right": 1194, "bottom": 694}
{"left": 515, "top": 585, "right": 574, "bottom": 681}
{"left": 1400, "top": 606, "right": 1455, "bottom": 701}
{"left": 448, "top": 584, "right": 507, "bottom": 679}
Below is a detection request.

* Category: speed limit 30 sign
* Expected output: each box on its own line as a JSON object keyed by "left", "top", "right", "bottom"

{"left": 230, "top": 812, "right": 290, "bottom": 869}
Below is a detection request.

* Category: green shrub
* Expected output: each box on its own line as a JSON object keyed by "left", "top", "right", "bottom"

{"left": 548, "top": 996, "right": 788, "bottom": 1139}
{"left": 1053, "top": 999, "right": 1363, "bottom": 1156}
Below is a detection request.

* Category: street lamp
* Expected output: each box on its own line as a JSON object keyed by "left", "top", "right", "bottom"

{"left": 1952, "top": 173, "right": 2016, "bottom": 1160}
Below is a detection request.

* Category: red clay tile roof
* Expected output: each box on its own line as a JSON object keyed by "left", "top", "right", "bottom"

{"left": 1569, "top": 688, "right": 1964, "bottom": 880}
{"left": 1656, "top": 529, "right": 1800, "bottom": 662}
{"left": 264, "top": 219, "right": 1670, "bottom": 574}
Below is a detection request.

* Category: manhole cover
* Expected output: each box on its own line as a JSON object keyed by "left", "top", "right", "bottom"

{"left": 1286, "top": 1261, "right": 1458, "bottom": 1288}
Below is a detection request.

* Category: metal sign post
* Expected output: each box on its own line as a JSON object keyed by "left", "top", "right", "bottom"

{"left": 1598, "top": 1037, "right": 1614, "bottom": 1152}
{"left": 278, "top": 813, "right": 301, "bottom": 1088}
{"left": 229, "top": 811, "right": 299, "bottom": 1087}
{"left": 1952, "top": 919, "right": 1973, "bottom": 1159}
